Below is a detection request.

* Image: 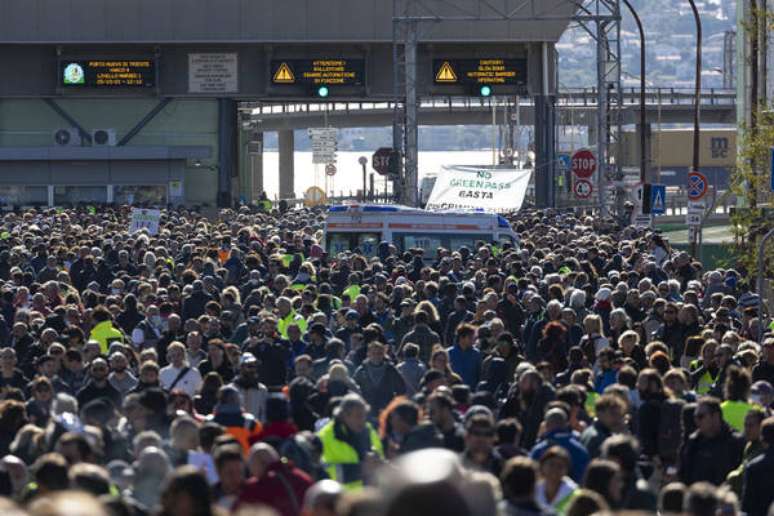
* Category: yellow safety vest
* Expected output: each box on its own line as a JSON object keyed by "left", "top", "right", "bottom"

{"left": 89, "top": 320, "right": 125, "bottom": 354}
{"left": 695, "top": 369, "right": 716, "bottom": 396}
{"left": 343, "top": 285, "right": 361, "bottom": 301}
{"left": 721, "top": 400, "right": 756, "bottom": 432}
{"left": 585, "top": 391, "right": 599, "bottom": 418}
{"left": 317, "top": 420, "right": 384, "bottom": 491}
{"left": 277, "top": 311, "right": 308, "bottom": 338}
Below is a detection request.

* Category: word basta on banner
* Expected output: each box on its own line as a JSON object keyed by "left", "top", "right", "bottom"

{"left": 425, "top": 166, "right": 532, "bottom": 213}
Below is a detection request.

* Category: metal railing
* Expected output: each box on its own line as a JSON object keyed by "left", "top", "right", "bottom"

{"left": 243, "top": 88, "right": 736, "bottom": 116}
{"left": 555, "top": 188, "right": 736, "bottom": 217}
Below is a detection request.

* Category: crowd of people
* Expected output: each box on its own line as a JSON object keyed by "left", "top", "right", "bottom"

{"left": 0, "top": 203, "right": 771, "bottom": 516}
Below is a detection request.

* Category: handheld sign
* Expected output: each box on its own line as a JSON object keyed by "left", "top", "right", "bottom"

{"left": 129, "top": 208, "right": 161, "bottom": 236}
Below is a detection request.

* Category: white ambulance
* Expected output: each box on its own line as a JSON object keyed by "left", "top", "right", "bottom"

{"left": 323, "top": 204, "right": 519, "bottom": 258}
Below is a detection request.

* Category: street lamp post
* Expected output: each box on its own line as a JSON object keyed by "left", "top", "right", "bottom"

{"left": 687, "top": 0, "right": 702, "bottom": 258}
{"left": 622, "top": 0, "right": 647, "bottom": 186}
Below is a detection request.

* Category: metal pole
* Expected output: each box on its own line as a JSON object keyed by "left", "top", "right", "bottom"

{"left": 361, "top": 161, "right": 367, "bottom": 201}
{"left": 596, "top": 20, "right": 609, "bottom": 217}
{"left": 749, "top": 0, "right": 761, "bottom": 208}
{"left": 760, "top": 0, "right": 767, "bottom": 107}
{"left": 622, "top": 0, "right": 647, "bottom": 185}
{"left": 757, "top": 227, "right": 774, "bottom": 343}
{"left": 688, "top": 0, "right": 702, "bottom": 257}
{"left": 492, "top": 98, "right": 497, "bottom": 166}
{"left": 404, "top": 18, "right": 419, "bottom": 206}
{"left": 392, "top": 0, "right": 403, "bottom": 150}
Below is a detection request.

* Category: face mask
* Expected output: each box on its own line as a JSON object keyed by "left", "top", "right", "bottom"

{"left": 150, "top": 315, "right": 162, "bottom": 327}
{"left": 111, "top": 288, "right": 121, "bottom": 295}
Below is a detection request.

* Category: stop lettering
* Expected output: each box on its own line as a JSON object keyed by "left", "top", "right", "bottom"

{"left": 571, "top": 149, "right": 596, "bottom": 179}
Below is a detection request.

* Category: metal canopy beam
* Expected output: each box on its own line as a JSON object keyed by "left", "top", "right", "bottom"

{"left": 117, "top": 98, "right": 173, "bottom": 147}
{"left": 43, "top": 99, "right": 92, "bottom": 145}
{"left": 392, "top": 0, "right": 622, "bottom": 211}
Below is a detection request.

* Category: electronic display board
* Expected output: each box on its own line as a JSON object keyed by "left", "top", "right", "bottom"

{"left": 271, "top": 59, "right": 365, "bottom": 86}
{"left": 60, "top": 59, "right": 156, "bottom": 88}
{"left": 433, "top": 58, "right": 527, "bottom": 86}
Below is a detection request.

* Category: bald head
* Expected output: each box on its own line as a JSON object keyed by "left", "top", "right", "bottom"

{"left": 247, "top": 442, "right": 279, "bottom": 478}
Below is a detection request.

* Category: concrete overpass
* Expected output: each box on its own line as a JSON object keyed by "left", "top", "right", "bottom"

{"left": 242, "top": 88, "right": 736, "bottom": 196}
{"left": 243, "top": 89, "right": 736, "bottom": 130}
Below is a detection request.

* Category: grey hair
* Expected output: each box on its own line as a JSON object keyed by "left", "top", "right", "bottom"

{"left": 569, "top": 290, "right": 586, "bottom": 308}
{"left": 546, "top": 300, "right": 563, "bottom": 312}
{"left": 52, "top": 393, "right": 79, "bottom": 416}
{"left": 334, "top": 393, "right": 370, "bottom": 419}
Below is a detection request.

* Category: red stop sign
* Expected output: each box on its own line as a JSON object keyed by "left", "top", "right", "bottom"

{"left": 372, "top": 147, "right": 393, "bottom": 175}
{"left": 571, "top": 149, "right": 597, "bottom": 179}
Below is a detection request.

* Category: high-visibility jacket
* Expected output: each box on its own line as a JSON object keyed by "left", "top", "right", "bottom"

{"left": 208, "top": 411, "right": 263, "bottom": 455}
{"left": 694, "top": 369, "right": 717, "bottom": 396}
{"left": 89, "top": 320, "right": 125, "bottom": 354}
{"left": 585, "top": 391, "right": 599, "bottom": 418}
{"left": 721, "top": 400, "right": 756, "bottom": 432}
{"left": 317, "top": 420, "right": 384, "bottom": 491}
{"left": 343, "top": 284, "right": 361, "bottom": 301}
{"left": 277, "top": 311, "right": 308, "bottom": 339}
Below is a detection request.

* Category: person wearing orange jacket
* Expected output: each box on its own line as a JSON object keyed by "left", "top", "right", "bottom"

{"left": 207, "top": 385, "right": 262, "bottom": 455}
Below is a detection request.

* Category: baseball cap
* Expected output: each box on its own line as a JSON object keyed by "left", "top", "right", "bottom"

{"left": 751, "top": 381, "right": 773, "bottom": 397}
{"left": 345, "top": 310, "right": 359, "bottom": 320}
{"left": 309, "top": 322, "right": 327, "bottom": 335}
{"left": 239, "top": 352, "right": 257, "bottom": 366}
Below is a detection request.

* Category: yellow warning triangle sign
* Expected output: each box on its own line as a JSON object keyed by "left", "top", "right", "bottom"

{"left": 436, "top": 61, "right": 457, "bottom": 83}
{"left": 273, "top": 62, "right": 295, "bottom": 84}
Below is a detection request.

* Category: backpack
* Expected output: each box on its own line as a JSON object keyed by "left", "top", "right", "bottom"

{"left": 657, "top": 398, "right": 685, "bottom": 463}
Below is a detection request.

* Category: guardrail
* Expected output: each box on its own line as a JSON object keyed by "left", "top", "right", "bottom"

{"left": 277, "top": 188, "right": 735, "bottom": 219}
{"left": 243, "top": 88, "right": 736, "bottom": 116}
{"left": 556, "top": 188, "right": 736, "bottom": 217}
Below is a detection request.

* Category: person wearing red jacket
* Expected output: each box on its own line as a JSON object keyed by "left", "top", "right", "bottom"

{"left": 259, "top": 395, "right": 299, "bottom": 446}
{"left": 235, "top": 443, "right": 313, "bottom": 516}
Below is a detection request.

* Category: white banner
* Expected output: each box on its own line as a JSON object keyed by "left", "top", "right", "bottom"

{"left": 129, "top": 208, "right": 161, "bottom": 236}
{"left": 425, "top": 166, "right": 532, "bottom": 213}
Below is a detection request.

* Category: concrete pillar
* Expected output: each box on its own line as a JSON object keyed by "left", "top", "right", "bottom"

{"left": 278, "top": 130, "right": 295, "bottom": 200}
{"left": 217, "top": 98, "right": 238, "bottom": 208}
{"left": 250, "top": 132, "right": 264, "bottom": 199}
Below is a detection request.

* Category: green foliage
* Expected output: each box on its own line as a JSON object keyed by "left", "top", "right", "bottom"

{"left": 730, "top": 6, "right": 774, "bottom": 279}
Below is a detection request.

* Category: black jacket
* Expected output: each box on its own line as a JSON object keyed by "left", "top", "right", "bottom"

{"left": 181, "top": 290, "right": 212, "bottom": 321}
{"left": 353, "top": 360, "right": 406, "bottom": 416}
{"left": 678, "top": 423, "right": 745, "bottom": 485}
{"left": 400, "top": 422, "right": 444, "bottom": 454}
{"left": 742, "top": 450, "right": 774, "bottom": 516}
{"left": 752, "top": 361, "right": 774, "bottom": 386}
{"left": 499, "top": 383, "right": 556, "bottom": 449}
{"left": 245, "top": 339, "right": 291, "bottom": 389}
{"left": 76, "top": 380, "right": 122, "bottom": 409}
{"left": 580, "top": 420, "right": 613, "bottom": 459}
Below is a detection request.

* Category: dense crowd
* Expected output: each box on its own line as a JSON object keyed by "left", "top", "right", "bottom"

{"left": 0, "top": 204, "right": 771, "bottom": 516}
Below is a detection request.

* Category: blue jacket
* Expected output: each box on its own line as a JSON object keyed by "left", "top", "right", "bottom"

{"left": 447, "top": 344, "right": 482, "bottom": 388}
{"left": 530, "top": 429, "right": 591, "bottom": 483}
{"left": 594, "top": 369, "right": 617, "bottom": 394}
